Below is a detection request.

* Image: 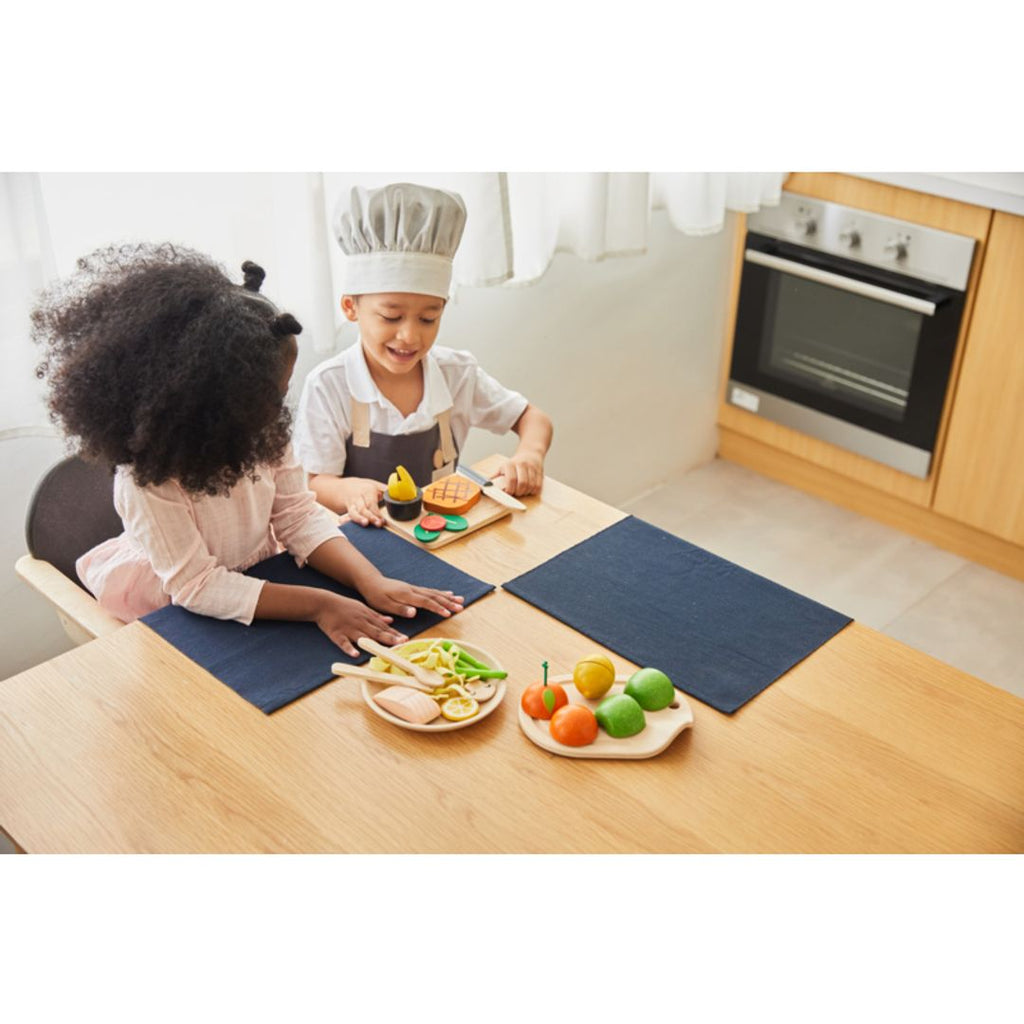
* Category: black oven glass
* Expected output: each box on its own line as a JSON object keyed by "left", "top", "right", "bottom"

{"left": 764, "top": 274, "right": 922, "bottom": 423}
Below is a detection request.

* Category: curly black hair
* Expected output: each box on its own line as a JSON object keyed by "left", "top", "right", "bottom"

{"left": 32, "top": 242, "right": 304, "bottom": 497}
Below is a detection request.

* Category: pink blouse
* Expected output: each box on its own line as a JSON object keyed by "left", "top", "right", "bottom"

{"left": 76, "top": 445, "right": 344, "bottom": 624}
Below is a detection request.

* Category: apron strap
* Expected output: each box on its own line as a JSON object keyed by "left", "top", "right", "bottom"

{"left": 436, "top": 408, "right": 456, "bottom": 466}
{"left": 351, "top": 400, "right": 371, "bottom": 448}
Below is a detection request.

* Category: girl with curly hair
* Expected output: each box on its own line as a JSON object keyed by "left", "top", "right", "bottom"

{"left": 32, "top": 243, "right": 463, "bottom": 655}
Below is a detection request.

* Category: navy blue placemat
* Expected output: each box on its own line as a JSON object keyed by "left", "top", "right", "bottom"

{"left": 502, "top": 516, "right": 851, "bottom": 714}
{"left": 141, "top": 524, "right": 495, "bottom": 713}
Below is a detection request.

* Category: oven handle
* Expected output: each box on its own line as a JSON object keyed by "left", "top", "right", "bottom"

{"left": 744, "top": 249, "right": 937, "bottom": 316}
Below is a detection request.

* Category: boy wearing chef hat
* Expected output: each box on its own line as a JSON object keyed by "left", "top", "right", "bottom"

{"left": 294, "top": 182, "right": 553, "bottom": 526}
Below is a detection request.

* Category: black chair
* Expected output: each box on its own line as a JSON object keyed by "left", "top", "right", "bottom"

{"left": 17, "top": 455, "right": 125, "bottom": 643}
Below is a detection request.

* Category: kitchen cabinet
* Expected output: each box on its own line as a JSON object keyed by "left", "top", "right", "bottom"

{"left": 933, "top": 211, "right": 1024, "bottom": 545}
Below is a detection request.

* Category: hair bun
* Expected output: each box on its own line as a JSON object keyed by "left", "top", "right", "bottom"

{"left": 241, "top": 261, "right": 266, "bottom": 292}
{"left": 271, "top": 312, "right": 303, "bottom": 337}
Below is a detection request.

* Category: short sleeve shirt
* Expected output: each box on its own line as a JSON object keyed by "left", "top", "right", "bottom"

{"left": 293, "top": 342, "right": 529, "bottom": 476}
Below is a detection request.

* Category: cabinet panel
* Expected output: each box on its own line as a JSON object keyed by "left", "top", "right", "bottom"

{"left": 933, "top": 212, "right": 1024, "bottom": 544}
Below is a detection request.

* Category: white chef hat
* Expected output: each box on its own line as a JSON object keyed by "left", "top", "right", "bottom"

{"left": 333, "top": 182, "right": 468, "bottom": 298}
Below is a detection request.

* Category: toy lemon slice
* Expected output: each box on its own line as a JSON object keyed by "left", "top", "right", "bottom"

{"left": 440, "top": 696, "right": 480, "bottom": 722}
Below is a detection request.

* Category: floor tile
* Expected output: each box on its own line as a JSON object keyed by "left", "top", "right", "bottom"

{"left": 883, "top": 564, "right": 1024, "bottom": 699}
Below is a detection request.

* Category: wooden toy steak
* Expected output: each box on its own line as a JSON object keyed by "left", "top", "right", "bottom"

{"left": 422, "top": 474, "right": 482, "bottom": 515}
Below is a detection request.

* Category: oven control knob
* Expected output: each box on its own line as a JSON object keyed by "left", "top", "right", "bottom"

{"left": 793, "top": 215, "right": 817, "bottom": 238}
{"left": 884, "top": 236, "right": 909, "bottom": 260}
{"left": 839, "top": 228, "right": 861, "bottom": 249}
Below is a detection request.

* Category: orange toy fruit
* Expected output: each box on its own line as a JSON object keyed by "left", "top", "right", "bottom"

{"left": 549, "top": 704, "right": 599, "bottom": 747}
{"left": 572, "top": 653, "right": 616, "bottom": 699}
{"left": 520, "top": 681, "right": 569, "bottom": 720}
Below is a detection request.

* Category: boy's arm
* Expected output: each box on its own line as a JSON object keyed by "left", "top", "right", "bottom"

{"left": 308, "top": 473, "right": 387, "bottom": 527}
{"left": 500, "top": 404, "right": 553, "bottom": 496}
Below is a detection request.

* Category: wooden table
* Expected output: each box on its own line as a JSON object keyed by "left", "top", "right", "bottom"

{"left": 2, "top": 456, "right": 1023, "bottom": 853}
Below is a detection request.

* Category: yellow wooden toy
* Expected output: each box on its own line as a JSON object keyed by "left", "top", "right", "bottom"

{"left": 387, "top": 465, "right": 418, "bottom": 501}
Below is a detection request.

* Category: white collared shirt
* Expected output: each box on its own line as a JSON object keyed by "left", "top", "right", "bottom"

{"left": 293, "top": 342, "right": 529, "bottom": 476}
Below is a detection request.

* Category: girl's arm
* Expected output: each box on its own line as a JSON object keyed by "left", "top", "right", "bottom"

{"left": 268, "top": 457, "right": 463, "bottom": 646}
{"left": 253, "top": 577, "right": 407, "bottom": 657}
{"left": 256, "top": 535, "right": 465, "bottom": 657}
{"left": 500, "top": 404, "right": 553, "bottom": 496}
{"left": 306, "top": 536, "right": 464, "bottom": 630}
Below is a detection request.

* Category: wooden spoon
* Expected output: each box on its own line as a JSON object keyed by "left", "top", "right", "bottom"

{"left": 330, "top": 662, "right": 435, "bottom": 693}
{"left": 356, "top": 637, "right": 448, "bottom": 689}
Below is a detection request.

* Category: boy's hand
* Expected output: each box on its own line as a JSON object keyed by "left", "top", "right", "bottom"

{"left": 497, "top": 452, "right": 544, "bottom": 496}
{"left": 361, "top": 577, "right": 465, "bottom": 620}
{"left": 341, "top": 478, "right": 387, "bottom": 527}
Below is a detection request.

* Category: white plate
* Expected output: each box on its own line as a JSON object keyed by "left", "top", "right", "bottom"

{"left": 360, "top": 639, "right": 507, "bottom": 733}
{"left": 518, "top": 673, "right": 694, "bottom": 759}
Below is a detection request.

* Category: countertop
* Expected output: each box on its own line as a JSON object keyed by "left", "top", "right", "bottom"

{"left": 850, "top": 172, "right": 1024, "bottom": 216}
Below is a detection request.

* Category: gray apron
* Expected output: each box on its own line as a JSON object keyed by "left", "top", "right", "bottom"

{"left": 343, "top": 400, "right": 458, "bottom": 489}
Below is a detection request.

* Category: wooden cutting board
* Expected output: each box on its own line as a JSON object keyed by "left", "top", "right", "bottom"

{"left": 384, "top": 491, "right": 511, "bottom": 549}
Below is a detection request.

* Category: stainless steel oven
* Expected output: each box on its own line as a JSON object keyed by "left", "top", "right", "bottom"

{"left": 726, "top": 191, "right": 976, "bottom": 478}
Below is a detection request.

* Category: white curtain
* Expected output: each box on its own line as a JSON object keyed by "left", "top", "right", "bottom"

{"left": 2, "top": 172, "right": 338, "bottom": 426}
{"left": 320, "top": 171, "right": 785, "bottom": 337}
{"left": 0, "top": 173, "right": 57, "bottom": 436}
{"left": 2, "top": 171, "right": 788, "bottom": 427}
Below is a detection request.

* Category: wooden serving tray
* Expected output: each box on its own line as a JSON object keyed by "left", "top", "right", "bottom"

{"left": 384, "top": 491, "right": 511, "bottom": 549}
{"left": 518, "top": 673, "right": 694, "bottom": 759}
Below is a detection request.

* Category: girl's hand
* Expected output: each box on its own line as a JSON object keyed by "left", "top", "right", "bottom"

{"left": 361, "top": 577, "right": 465, "bottom": 620}
{"left": 316, "top": 592, "right": 409, "bottom": 657}
{"left": 342, "top": 478, "right": 387, "bottom": 527}
{"left": 497, "top": 452, "right": 544, "bottom": 496}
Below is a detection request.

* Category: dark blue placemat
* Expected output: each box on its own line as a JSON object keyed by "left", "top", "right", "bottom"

{"left": 141, "top": 524, "right": 494, "bottom": 713}
{"left": 502, "top": 516, "right": 851, "bottom": 714}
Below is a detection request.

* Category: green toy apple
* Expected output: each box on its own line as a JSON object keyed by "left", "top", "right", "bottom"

{"left": 594, "top": 693, "right": 646, "bottom": 738}
{"left": 623, "top": 667, "right": 676, "bottom": 711}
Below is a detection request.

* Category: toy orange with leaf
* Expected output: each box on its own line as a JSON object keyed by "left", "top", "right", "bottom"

{"left": 520, "top": 661, "right": 568, "bottom": 720}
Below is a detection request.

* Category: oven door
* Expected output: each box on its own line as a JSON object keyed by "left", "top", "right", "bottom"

{"left": 728, "top": 232, "right": 967, "bottom": 478}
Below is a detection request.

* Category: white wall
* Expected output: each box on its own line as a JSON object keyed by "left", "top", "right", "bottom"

{"left": 447, "top": 209, "right": 734, "bottom": 504}
{"left": 0, "top": 175, "right": 734, "bottom": 680}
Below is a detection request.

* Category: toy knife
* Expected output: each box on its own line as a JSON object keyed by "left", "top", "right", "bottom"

{"left": 455, "top": 464, "right": 527, "bottom": 511}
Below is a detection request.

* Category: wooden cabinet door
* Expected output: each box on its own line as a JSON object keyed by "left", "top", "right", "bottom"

{"left": 933, "top": 211, "right": 1024, "bottom": 544}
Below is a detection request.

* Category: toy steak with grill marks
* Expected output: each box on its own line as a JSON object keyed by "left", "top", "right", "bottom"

{"left": 293, "top": 182, "right": 553, "bottom": 528}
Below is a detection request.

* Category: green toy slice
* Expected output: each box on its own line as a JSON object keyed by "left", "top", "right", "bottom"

{"left": 413, "top": 525, "right": 441, "bottom": 542}
{"left": 442, "top": 515, "right": 468, "bottom": 532}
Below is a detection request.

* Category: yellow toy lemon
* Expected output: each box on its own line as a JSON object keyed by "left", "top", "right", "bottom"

{"left": 573, "top": 654, "right": 616, "bottom": 699}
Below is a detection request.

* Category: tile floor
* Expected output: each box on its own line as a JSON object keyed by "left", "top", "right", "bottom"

{"left": 621, "top": 457, "right": 1024, "bottom": 701}
{"left": 3, "top": 457, "right": 1021, "bottom": 854}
